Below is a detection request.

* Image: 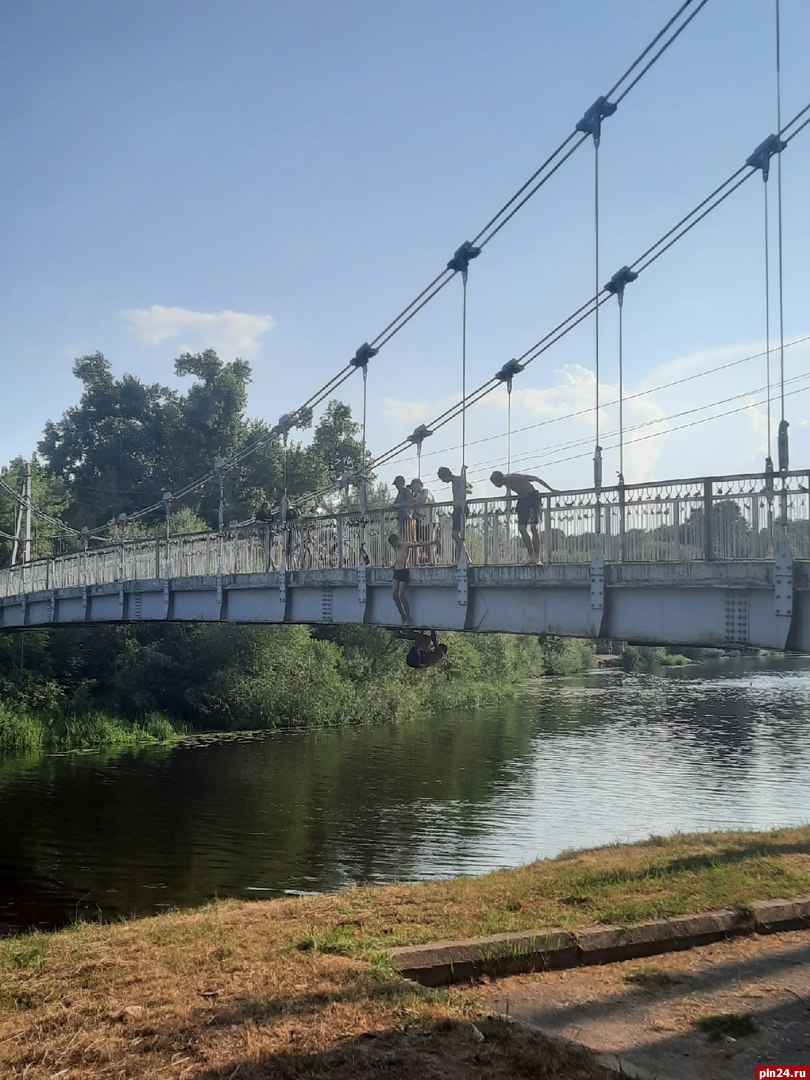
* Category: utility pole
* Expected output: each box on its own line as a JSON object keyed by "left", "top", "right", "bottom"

{"left": 11, "top": 462, "right": 32, "bottom": 566}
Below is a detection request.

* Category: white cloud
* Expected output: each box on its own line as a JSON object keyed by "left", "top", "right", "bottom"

{"left": 120, "top": 305, "right": 274, "bottom": 359}
{"left": 380, "top": 394, "right": 457, "bottom": 426}
{"left": 370, "top": 338, "right": 810, "bottom": 496}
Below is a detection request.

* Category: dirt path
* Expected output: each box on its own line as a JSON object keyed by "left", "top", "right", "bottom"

{"left": 471, "top": 929, "right": 810, "bottom": 1079}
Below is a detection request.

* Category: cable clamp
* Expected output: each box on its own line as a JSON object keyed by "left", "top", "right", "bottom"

{"left": 604, "top": 265, "right": 638, "bottom": 306}
{"left": 495, "top": 358, "right": 525, "bottom": 388}
{"left": 350, "top": 342, "right": 379, "bottom": 370}
{"left": 407, "top": 424, "right": 433, "bottom": 449}
{"left": 746, "top": 134, "right": 787, "bottom": 181}
{"left": 576, "top": 96, "right": 617, "bottom": 146}
{"left": 447, "top": 240, "right": 481, "bottom": 275}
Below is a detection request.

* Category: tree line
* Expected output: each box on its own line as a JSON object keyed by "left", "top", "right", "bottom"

{"left": 0, "top": 350, "right": 596, "bottom": 753}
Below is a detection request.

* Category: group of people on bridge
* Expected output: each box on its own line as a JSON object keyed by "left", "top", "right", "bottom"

{"left": 250, "top": 468, "right": 556, "bottom": 669}
{"left": 386, "top": 468, "right": 556, "bottom": 670}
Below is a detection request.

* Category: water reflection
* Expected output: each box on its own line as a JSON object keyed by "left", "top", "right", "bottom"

{"left": 1, "top": 656, "right": 809, "bottom": 932}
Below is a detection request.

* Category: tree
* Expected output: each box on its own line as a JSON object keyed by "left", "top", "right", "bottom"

{"left": 38, "top": 353, "right": 178, "bottom": 529}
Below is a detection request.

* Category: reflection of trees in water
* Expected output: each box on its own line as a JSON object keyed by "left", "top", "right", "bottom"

{"left": 3, "top": 660, "right": 810, "bottom": 931}
{"left": 0, "top": 712, "right": 537, "bottom": 927}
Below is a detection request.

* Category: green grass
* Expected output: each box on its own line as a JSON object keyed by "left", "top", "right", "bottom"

{"left": 0, "top": 706, "right": 184, "bottom": 756}
{"left": 270, "top": 825, "right": 810, "bottom": 954}
{"left": 697, "top": 1012, "right": 758, "bottom": 1041}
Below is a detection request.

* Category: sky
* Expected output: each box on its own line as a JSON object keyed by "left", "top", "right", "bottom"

{"left": 1, "top": 0, "right": 809, "bottom": 505}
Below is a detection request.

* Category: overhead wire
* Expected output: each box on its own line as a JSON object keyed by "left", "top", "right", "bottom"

{"left": 369, "top": 101, "right": 810, "bottom": 477}
{"left": 0, "top": 474, "right": 81, "bottom": 540}
{"left": 463, "top": 370, "right": 810, "bottom": 480}
{"left": 16, "top": 1, "right": 713, "bottom": 543}
{"left": 73, "top": 0, "right": 710, "bottom": 538}
{"left": 377, "top": 337, "right": 810, "bottom": 473}
{"left": 503, "top": 380, "right": 810, "bottom": 477}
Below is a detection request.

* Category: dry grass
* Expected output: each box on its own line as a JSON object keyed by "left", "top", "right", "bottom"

{"left": 0, "top": 824, "right": 807, "bottom": 1079}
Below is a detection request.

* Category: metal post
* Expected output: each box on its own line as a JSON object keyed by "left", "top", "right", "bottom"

{"left": 618, "top": 481, "right": 626, "bottom": 563}
{"left": 162, "top": 492, "right": 172, "bottom": 577}
{"left": 703, "top": 479, "right": 714, "bottom": 561}
{"left": 543, "top": 499, "right": 553, "bottom": 564}
{"left": 118, "top": 513, "right": 126, "bottom": 582}
{"left": 215, "top": 460, "right": 225, "bottom": 577}
{"left": 81, "top": 527, "right": 89, "bottom": 587}
{"left": 23, "top": 461, "right": 32, "bottom": 566}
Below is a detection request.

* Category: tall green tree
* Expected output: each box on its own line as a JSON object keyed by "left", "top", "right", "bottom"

{"left": 38, "top": 352, "right": 178, "bottom": 529}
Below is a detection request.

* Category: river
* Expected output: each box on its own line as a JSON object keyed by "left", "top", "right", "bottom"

{"left": 1, "top": 655, "right": 809, "bottom": 933}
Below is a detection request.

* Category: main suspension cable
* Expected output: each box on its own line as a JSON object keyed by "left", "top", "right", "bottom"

{"left": 370, "top": 106, "right": 810, "bottom": 476}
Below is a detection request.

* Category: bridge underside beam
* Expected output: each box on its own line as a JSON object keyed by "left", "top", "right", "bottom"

{"left": 2, "top": 560, "right": 808, "bottom": 653}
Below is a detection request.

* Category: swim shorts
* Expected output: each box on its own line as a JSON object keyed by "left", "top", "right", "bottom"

{"left": 516, "top": 490, "right": 541, "bottom": 527}
{"left": 393, "top": 567, "right": 410, "bottom": 583}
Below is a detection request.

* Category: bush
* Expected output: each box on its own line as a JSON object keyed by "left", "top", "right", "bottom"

{"left": 0, "top": 703, "right": 43, "bottom": 755}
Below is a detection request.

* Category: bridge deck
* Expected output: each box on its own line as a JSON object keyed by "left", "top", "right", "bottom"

{"left": 2, "top": 471, "right": 809, "bottom": 651}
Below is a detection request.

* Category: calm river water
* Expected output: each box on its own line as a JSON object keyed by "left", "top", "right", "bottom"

{"left": 2, "top": 656, "right": 810, "bottom": 933}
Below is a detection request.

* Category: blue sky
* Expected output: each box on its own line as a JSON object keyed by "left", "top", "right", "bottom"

{"left": 1, "top": 0, "right": 809, "bottom": 500}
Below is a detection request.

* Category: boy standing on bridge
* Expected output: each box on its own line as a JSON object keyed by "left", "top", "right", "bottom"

{"left": 438, "top": 466, "right": 472, "bottom": 563}
{"left": 490, "top": 470, "right": 555, "bottom": 564}
{"left": 387, "top": 533, "right": 438, "bottom": 625}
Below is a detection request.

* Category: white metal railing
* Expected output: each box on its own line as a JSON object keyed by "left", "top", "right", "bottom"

{"left": 2, "top": 470, "right": 809, "bottom": 599}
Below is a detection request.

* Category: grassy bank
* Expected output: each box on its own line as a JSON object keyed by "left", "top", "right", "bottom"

{"left": 0, "top": 625, "right": 578, "bottom": 753}
{"left": 0, "top": 825, "right": 807, "bottom": 1079}
{"left": 0, "top": 702, "right": 181, "bottom": 755}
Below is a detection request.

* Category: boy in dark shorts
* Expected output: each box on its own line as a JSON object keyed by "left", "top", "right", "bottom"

{"left": 490, "top": 470, "right": 555, "bottom": 564}
{"left": 395, "top": 627, "right": 448, "bottom": 669}
{"left": 387, "top": 533, "right": 438, "bottom": 625}
{"left": 438, "top": 466, "right": 472, "bottom": 562}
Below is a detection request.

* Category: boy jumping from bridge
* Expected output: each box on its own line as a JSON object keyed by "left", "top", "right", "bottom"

{"left": 490, "top": 470, "right": 555, "bottom": 564}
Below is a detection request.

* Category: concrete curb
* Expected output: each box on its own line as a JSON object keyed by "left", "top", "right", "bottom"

{"left": 387, "top": 895, "right": 810, "bottom": 986}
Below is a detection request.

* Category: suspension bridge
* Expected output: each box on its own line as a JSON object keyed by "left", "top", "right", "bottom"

{"left": 2, "top": 0, "right": 810, "bottom": 651}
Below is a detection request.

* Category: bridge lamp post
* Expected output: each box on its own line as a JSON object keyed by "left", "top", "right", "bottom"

{"left": 162, "top": 493, "right": 172, "bottom": 542}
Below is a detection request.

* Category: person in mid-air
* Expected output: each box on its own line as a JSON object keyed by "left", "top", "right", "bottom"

{"left": 490, "top": 470, "right": 555, "bottom": 564}
{"left": 388, "top": 533, "right": 437, "bottom": 625}
{"left": 396, "top": 627, "right": 448, "bottom": 669}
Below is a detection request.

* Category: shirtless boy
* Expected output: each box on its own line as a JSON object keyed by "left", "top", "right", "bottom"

{"left": 388, "top": 533, "right": 438, "bottom": 625}
{"left": 490, "top": 470, "right": 555, "bottom": 564}
{"left": 395, "top": 627, "right": 448, "bottom": 669}
{"left": 437, "top": 466, "right": 472, "bottom": 562}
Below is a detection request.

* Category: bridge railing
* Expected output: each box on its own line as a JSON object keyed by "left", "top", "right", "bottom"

{"left": 1, "top": 470, "right": 808, "bottom": 598}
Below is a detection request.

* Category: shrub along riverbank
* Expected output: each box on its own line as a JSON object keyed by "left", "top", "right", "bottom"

{"left": 0, "top": 825, "right": 807, "bottom": 1079}
{"left": 0, "top": 625, "right": 596, "bottom": 754}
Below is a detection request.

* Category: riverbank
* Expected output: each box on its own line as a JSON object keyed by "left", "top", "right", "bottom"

{"left": 1, "top": 825, "right": 807, "bottom": 1078}
{"left": 0, "top": 626, "right": 595, "bottom": 754}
